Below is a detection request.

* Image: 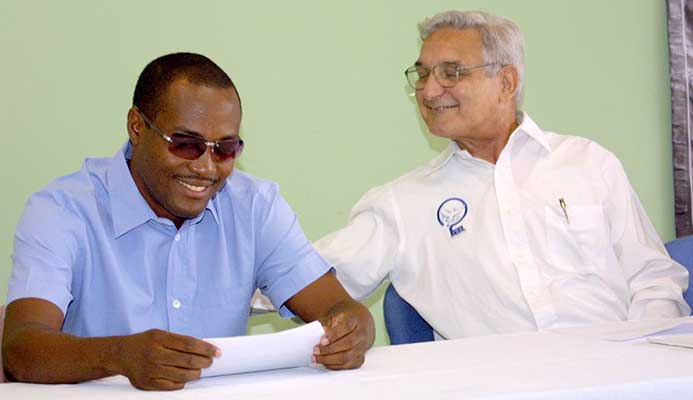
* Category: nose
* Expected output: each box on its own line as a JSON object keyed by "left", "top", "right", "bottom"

{"left": 189, "top": 145, "right": 217, "bottom": 176}
{"left": 420, "top": 74, "right": 446, "bottom": 101}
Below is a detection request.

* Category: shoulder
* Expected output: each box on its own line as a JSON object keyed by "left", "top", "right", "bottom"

{"left": 16, "top": 157, "right": 111, "bottom": 255}
{"left": 221, "top": 169, "right": 280, "bottom": 203}
{"left": 542, "top": 131, "right": 628, "bottom": 193}
{"left": 212, "top": 170, "right": 287, "bottom": 221}
{"left": 25, "top": 157, "right": 110, "bottom": 217}
{"left": 544, "top": 131, "right": 619, "bottom": 167}
{"left": 350, "top": 150, "right": 451, "bottom": 212}
{"left": 382, "top": 148, "right": 453, "bottom": 191}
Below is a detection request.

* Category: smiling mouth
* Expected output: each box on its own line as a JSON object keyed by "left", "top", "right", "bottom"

{"left": 176, "top": 178, "right": 212, "bottom": 193}
{"left": 427, "top": 105, "right": 458, "bottom": 111}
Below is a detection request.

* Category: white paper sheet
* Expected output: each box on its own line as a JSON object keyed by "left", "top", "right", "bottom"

{"left": 201, "top": 321, "right": 324, "bottom": 378}
{"left": 647, "top": 334, "right": 693, "bottom": 349}
{"left": 548, "top": 317, "right": 693, "bottom": 342}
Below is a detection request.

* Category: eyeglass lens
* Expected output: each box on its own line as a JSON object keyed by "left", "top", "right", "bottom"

{"left": 168, "top": 134, "right": 244, "bottom": 161}
{"left": 407, "top": 63, "right": 460, "bottom": 89}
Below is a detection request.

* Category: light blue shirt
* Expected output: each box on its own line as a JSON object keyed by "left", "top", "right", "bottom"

{"left": 7, "top": 143, "right": 332, "bottom": 338}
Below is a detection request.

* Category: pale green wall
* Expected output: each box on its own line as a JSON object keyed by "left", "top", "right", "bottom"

{"left": 0, "top": 0, "right": 674, "bottom": 347}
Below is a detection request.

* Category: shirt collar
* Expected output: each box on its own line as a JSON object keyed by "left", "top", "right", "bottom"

{"left": 426, "top": 112, "right": 550, "bottom": 172}
{"left": 425, "top": 142, "right": 457, "bottom": 174}
{"left": 107, "top": 141, "right": 221, "bottom": 238}
{"left": 514, "top": 112, "right": 551, "bottom": 152}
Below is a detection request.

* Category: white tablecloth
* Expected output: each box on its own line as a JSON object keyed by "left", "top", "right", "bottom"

{"left": 2, "top": 323, "right": 693, "bottom": 399}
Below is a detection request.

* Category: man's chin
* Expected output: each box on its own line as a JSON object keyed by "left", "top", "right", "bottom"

{"left": 427, "top": 127, "right": 459, "bottom": 140}
{"left": 422, "top": 117, "right": 457, "bottom": 137}
{"left": 171, "top": 204, "right": 209, "bottom": 221}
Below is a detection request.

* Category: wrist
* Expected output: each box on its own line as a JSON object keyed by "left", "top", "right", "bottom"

{"left": 96, "top": 335, "right": 127, "bottom": 377}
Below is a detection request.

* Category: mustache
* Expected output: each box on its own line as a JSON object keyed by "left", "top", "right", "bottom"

{"left": 175, "top": 174, "right": 218, "bottom": 184}
{"left": 421, "top": 94, "right": 458, "bottom": 108}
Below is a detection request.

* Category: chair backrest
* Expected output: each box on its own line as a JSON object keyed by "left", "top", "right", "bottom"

{"left": 1, "top": 304, "right": 5, "bottom": 382}
{"left": 383, "top": 283, "right": 434, "bottom": 345}
{"left": 665, "top": 236, "right": 693, "bottom": 313}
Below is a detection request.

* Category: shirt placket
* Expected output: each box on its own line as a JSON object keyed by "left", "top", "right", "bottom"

{"left": 495, "top": 144, "right": 557, "bottom": 328}
{"left": 166, "top": 224, "right": 196, "bottom": 334}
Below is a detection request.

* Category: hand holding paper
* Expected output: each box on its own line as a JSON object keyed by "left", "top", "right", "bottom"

{"left": 202, "top": 272, "right": 375, "bottom": 378}
{"left": 117, "top": 329, "right": 220, "bottom": 390}
{"left": 202, "top": 321, "right": 325, "bottom": 378}
{"left": 312, "top": 300, "right": 376, "bottom": 370}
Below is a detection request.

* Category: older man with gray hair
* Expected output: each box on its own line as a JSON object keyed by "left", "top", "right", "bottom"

{"left": 315, "top": 10, "right": 690, "bottom": 340}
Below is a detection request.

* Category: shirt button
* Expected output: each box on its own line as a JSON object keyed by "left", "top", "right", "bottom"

{"left": 174, "top": 234, "right": 181, "bottom": 241}
{"left": 172, "top": 299, "right": 182, "bottom": 309}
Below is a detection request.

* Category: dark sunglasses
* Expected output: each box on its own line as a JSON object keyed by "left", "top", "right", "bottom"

{"left": 134, "top": 106, "right": 244, "bottom": 161}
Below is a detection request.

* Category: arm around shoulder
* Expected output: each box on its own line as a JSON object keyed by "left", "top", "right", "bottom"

{"left": 315, "top": 185, "right": 403, "bottom": 301}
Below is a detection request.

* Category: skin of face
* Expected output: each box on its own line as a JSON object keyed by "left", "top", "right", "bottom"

{"left": 126, "top": 79, "right": 242, "bottom": 228}
{"left": 415, "top": 28, "right": 510, "bottom": 144}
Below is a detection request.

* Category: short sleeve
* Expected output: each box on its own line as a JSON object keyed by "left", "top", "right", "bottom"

{"left": 7, "top": 191, "right": 82, "bottom": 314}
{"left": 253, "top": 185, "right": 332, "bottom": 318}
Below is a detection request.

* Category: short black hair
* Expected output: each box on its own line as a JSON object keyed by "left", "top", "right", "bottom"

{"left": 133, "top": 52, "right": 241, "bottom": 119}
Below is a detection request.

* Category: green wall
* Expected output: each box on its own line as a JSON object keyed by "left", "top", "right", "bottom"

{"left": 0, "top": 0, "right": 674, "bottom": 346}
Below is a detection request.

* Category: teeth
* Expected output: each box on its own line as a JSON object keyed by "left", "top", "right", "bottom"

{"left": 177, "top": 179, "right": 207, "bottom": 192}
{"left": 432, "top": 105, "right": 456, "bottom": 111}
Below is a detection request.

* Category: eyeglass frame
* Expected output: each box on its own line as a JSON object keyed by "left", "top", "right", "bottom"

{"left": 404, "top": 62, "right": 499, "bottom": 90}
{"left": 133, "top": 105, "right": 244, "bottom": 161}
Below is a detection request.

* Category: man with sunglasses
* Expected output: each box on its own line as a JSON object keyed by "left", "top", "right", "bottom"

{"left": 3, "top": 52, "right": 374, "bottom": 390}
{"left": 316, "top": 10, "right": 690, "bottom": 340}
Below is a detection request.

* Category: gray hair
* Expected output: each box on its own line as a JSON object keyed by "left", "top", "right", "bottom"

{"left": 419, "top": 10, "right": 525, "bottom": 113}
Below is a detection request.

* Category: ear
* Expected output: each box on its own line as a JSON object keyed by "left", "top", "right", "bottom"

{"left": 498, "top": 65, "right": 519, "bottom": 105}
{"left": 126, "top": 107, "right": 145, "bottom": 145}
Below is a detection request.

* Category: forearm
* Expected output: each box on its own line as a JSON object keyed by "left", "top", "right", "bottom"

{"left": 602, "top": 156, "right": 690, "bottom": 318}
{"left": 3, "top": 323, "right": 124, "bottom": 384}
{"left": 622, "top": 249, "right": 690, "bottom": 318}
{"left": 287, "top": 272, "right": 375, "bottom": 369}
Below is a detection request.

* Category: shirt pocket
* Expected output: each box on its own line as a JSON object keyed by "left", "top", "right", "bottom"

{"left": 545, "top": 204, "right": 609, "bottom": 272}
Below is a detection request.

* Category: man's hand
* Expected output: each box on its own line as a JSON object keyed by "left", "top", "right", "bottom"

{"left": 2, "top": 298, "right": 220, "bottom": 391}
{"left": 115, "top": 329, "right": 220, "bottom": 391}
{"left": 313, "top": 300, "right": 375, "bottom": 369}
{"left": 285, "top": 272, "right": 376, "bottom": 370}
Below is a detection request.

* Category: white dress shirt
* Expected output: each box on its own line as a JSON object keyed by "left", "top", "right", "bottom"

{"left": 315, "top": 113, "right": 690, "bottom": 339}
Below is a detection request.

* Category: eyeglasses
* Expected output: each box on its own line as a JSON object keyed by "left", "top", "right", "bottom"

{"left": 134, "top": 106, "right": 244, "bottom": 162}
{"left": 404, "top": 62, "right": 496, "bottom": 90}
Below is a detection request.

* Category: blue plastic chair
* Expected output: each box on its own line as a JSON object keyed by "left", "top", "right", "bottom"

{"left": 665, "top": 235, "right": 693, "bottom": 313}
{"left": 383, "top": 283, "right": 434, "bottom": 345}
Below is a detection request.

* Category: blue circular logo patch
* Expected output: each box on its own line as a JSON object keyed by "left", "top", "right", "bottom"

{"left": 437, "top": 198, "right": 468, "bottom": 237}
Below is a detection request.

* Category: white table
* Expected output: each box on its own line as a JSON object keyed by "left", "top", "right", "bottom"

{"left": 2, "top": 323, "right": 693, "bottom": 399}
